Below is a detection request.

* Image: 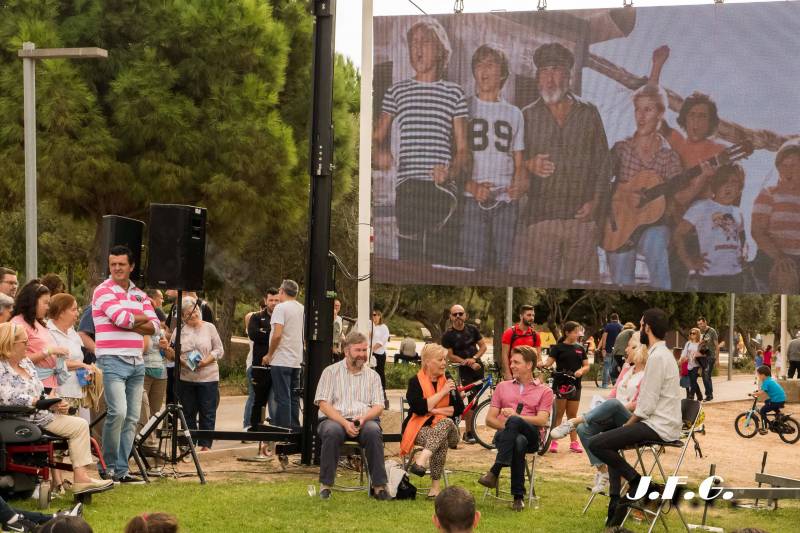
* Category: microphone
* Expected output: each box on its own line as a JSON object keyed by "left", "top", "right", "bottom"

{"left": 516, "top": 403, "right": 524, "bottom": 414}
{"left": 445, "top": 371, "right": 458, "bottom": 405}
{"left": 353, "top": 419, "right": 360, "bottom": 428}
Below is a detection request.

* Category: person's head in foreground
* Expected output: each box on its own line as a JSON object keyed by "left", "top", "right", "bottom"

{"left": 433, "top": 486, "right": 480, "bottom": 533}
{"left": 124, "top": 512, "right": 179, "bottom": 533}
{"left": 36, "top": 516, "right": 93, "bottom": 533}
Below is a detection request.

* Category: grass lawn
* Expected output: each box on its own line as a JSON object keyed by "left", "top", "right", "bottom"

{"left": 15, "top": 471, "right": 798, "bottom": 532}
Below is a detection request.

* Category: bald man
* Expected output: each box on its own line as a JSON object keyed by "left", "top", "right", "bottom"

{"left": 441, "top": 304, "right": 486, "bottom": 444}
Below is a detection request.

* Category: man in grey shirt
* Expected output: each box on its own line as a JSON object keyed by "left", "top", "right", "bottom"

{"left": 787, "top": 332, "right": 800, "bottom": 379}
{"left": 697, "top": 316, "right": 718, "bottom": 401}
{"left": 264, "top": 279, "right": 304, "bottom": 430}
{"left": 589, "top": 308, "right": 682, "bottom": 527}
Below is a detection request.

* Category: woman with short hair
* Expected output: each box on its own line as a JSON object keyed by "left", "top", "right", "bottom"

{"left": 0, "top": 293, "right": 13, "bottom": 323}
{"left": 401, "top": 343, "right": 465, "bottom": 498}
{"left": 164, "top": 297, "right": 223, "bottom": 451}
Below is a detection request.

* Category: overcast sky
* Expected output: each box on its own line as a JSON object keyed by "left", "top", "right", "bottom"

{"left": 334, "top": 0, "right": 785, "bottom": 66}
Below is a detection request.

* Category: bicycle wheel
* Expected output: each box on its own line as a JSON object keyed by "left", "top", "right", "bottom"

{"left": 778, "top": 416, "right": 800, "bottom": 444}
{"left": 734, "top": 411, "right": 760, "bottom": 438}
{"left": 471, "top": 399, "right": 496, "bottom": 450}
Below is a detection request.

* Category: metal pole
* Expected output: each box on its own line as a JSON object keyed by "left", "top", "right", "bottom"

{"left": 22, "top": 42, "right": 38, "bottom": 281}
{"left": 301, "top": 0, "right": 336, "bottom": 466}
{"left": 780, "top": 294, "right": 788, "bottom": 379}
{"left": 728, "top": 293, "right": 735, "bottom": 381}
{"left": 357, "top": 0, "right": 374, "bottom": 335}
{"left": 505, "top": 287, "right": 513, "bottom": 328}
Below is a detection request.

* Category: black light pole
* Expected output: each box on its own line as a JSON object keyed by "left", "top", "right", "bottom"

{"left": 301, "top": 0, "right": 336, "bottom": 466}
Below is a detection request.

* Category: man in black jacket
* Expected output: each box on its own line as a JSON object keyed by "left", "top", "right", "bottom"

{"left": 247, "top": 288, "right": 280, "bottom": 440}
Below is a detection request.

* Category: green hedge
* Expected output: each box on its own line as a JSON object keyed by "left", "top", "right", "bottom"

{"left": 385, "top": 362, "right": 420, "bottom": 389}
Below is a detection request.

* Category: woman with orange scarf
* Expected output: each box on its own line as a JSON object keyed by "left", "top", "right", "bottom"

{"left": 401, "top": 343, "right": 464, "bottom": 498}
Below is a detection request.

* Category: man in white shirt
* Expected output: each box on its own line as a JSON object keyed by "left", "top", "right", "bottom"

{"left": 264, "top": 279, "right": 304, "bottom": 431}
{"left": 314, "top": 331, "right": 389, "bottom": 500}
{"left": 588, "top": 308, "right": 683, "bottom": 527}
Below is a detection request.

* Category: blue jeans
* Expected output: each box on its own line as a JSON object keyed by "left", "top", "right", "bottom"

{"left": 243, "top": 366, "right": 255, "bottom": 428}
{"left": 461, "top": 199, "right": 518, "bottom": 271}
{"left": 0, "top": 495, "right": 52, "bottom": 525}
{"left": 606, "top": 225, "right": 671, "bottom": 289}
{"left": 576, "top": 399, "right": 632, "bottom": 467}
{"left": 180, "top": 381, "right": 219, "bottom": 447}
{"left": 269, "top": 366, "right": 300, "bottom": 430}
{"left": 98, "top": 356, "right": 145, "bottom": 478}
{"left": 602, "top": 351, "right": 615, "bottom": 388}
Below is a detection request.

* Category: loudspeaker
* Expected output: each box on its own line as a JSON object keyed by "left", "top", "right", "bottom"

{"left": 146, "top": 204, "right": 207, "bottom": 291}
{"left": 101, "top": 215, "right": 145, "bottom": 281}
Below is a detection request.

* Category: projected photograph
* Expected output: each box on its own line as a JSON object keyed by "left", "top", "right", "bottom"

{"left": 370, "top": 2, "right": 800, "bottom": 295}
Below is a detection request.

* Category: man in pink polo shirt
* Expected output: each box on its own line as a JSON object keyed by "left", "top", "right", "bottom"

{"left": 477, "top": 345, "right": 553, "bottom": 511}
{"left": 92, "top": 245, "right": 159, "bottom": 483}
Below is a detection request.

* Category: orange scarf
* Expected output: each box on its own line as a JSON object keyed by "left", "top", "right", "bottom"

{"left": 400, "top": 370, "right": 449, "bottom": 456}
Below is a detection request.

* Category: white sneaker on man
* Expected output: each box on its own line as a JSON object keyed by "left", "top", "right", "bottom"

{"left": 550, "top": 420, "right": 575, "bottom": 440}
{"left": 592, "top": 471, "right": 609, "bottom": 493}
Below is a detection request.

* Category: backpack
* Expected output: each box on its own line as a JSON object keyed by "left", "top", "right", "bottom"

{"left": 385, "top": 460, "right": 416, "bottom": 500}
{"left": 508, "top": 326, "right": 537, "bottom": 349}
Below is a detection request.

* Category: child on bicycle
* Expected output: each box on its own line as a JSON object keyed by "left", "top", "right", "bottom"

{"left": 754, "top": 364, "right": 786, "bottom": 435}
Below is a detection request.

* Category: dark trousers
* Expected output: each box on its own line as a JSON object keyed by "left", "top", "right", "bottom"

{"left": 318, "top": 418, "right": 388, "bottom": 487}
{"left": 760, "top": 400, "right": 785, "bottom": 427}
{"left": 701, "top": 357, "right": 715, "bottom": 398}
{"left": 396, "top": 179, "right": 457, "bottom": 264}
{"left": 491, "top": 416, "right": 540, "bottom": 497}
{"left": 373, "top": 352, "right": 387, "bottom": 399}
{"left": 789, "top": 361, "right": 800, "bottom": 379}
{"left": 166, "top": 366, "right": 176, "bottom": 404}
{"left": 249, "top": 366, "right": 273, "bottom": 429}
{"left": 688, "top": 367, "right": 703, "bottom": 401}
{"left": 179, "top": 381, "right": 219, "bottom": 448}
{"left": 0, "top": 495, "right": 52, "bottom": 525}
{"left": 270, "top": 366, "right": 300, "bottom": 430}
{"left": 588, "top": 422, "right": 662, "bottom": 497}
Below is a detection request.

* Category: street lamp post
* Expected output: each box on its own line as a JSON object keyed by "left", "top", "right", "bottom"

{"left": 18, "top": 42, "right": 108, "bottom": 281}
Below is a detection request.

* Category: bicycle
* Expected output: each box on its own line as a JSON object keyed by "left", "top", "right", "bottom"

{"left": 454, "top": 363, "right": 500, "bottom": 450}
{"left": 734, "top": 394, "right": 799, "bottom": 444}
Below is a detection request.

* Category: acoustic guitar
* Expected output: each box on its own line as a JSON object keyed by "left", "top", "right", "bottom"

{"left": 601, "top": 142, "right": 753, "bottom": 252}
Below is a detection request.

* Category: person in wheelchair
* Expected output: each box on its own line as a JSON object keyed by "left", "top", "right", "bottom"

{"left": 0, "top": 323, "right": 113, "bottom": 495}
{"left": 477, "top": 346, "right": 553, "bottom": 511}
{"left": 753, "top": 364, "right": 786, "bottom": 434}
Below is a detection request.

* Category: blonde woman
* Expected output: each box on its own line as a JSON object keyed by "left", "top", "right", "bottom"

{"left": 0, "top": 322, "right": 112, "bottom": 495}
{"left": 680, "top": 328, "right": 704, "bottom": 401}
{"left": 400, "top": 343, "right": 464, "bottom": 498}
{"left": 550, "top": 331, "right": 648, "bottom": 493}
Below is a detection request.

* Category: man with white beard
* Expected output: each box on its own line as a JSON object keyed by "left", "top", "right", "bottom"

{"left": 510, "top": 43, "right": 611, "bottom": 286}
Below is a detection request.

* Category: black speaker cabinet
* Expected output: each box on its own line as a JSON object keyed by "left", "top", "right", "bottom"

{"left": 146, "top": 204, "right": 207, "bottom": 291}
{"left": 101, "top": 215, "right": 144, "bottom": 281}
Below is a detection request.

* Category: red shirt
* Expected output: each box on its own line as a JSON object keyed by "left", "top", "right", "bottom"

{"left": 501, "top": 325, "right": 541, "bottom": 364}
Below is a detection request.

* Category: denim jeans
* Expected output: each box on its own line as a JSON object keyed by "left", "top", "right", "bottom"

{"left": 702, "top": 357, "right": 715, "bottom": 398}
{"left": 270, "top": 366, "right": 300, "bottom": 430}
{"left": 688, "top": 367, "right": 703, "bottom": 401}
{"left": 98, "top": 356, "right": 145, "bottom": 478}
{"left": 461, "top": 199, "right": 518, "bottom": 271}
{"left": 243, "top": 366, "right": 255, "bottom": 428}
{"left": 602, "top": 351, "right": 615, "bottom": 388}
{"left": 180, "top": 381, "right": 219, "bottom": 448}
{"left": 606, "top": 225, "right": 671, "bottom": 289}
{"left": 576, "top": 399, "right": 632, "bottom": 467}
{"left": 492, "top": 416, "right": 540, "bottom": 497}
{"left": 318, "top": 419, "right": 388, "bottom": 487}
{"left": 0, "top": 496, "right": 52, "bottom": 525}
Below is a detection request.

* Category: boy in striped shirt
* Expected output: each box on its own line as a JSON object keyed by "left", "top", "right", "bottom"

{"left": 92, "top": 245, "right": 159, "bottom": 483}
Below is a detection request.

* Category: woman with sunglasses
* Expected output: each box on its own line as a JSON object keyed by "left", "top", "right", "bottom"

{"left": 680, "top": 328, "right": 704, "bottom": 401}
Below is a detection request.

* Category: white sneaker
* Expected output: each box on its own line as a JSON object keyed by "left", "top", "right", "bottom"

{"left": 550, "top": 420, "right": 574, "bottom": 440}
{"left": 592, "top": 471, "right": 609, "bottom": 493}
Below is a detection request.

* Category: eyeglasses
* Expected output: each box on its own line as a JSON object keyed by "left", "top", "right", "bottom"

{"left": 451, "top": 312, "right": 465, "bottom": 317}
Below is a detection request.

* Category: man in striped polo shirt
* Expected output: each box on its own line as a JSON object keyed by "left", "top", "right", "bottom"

{"left": 92, "top": 245, "right": 159, "bottom": 483}
{"left": 314, "top": 330, "right": 389, "bottom": 500}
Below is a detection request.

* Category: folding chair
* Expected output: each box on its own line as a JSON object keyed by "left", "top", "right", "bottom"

{"left": 333, "top": 441, "right": 371, "bottom": 493}
{"left": 619, "top": 399, "right": 703, "bottom": 533}
{"left": 581, "top": 445, "right": 662, "bottom": 515}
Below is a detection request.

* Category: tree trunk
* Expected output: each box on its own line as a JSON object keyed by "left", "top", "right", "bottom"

{"left": 383, "top": 287, "right": 401, "bottom": 321}
{"left": 86, "top": 219, "right": 106, "bottom": 298}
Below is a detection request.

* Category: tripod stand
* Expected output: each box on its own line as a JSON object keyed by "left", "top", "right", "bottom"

{"left": 134, "top": 290, "right": 206, "bottom": 483}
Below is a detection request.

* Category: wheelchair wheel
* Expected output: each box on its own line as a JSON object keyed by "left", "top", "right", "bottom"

{"left": 734, "top": 412, "right": 760, "bottom": 438}
{"left": 37, "top": 481, "right": 51, "bottom": 509}
{"left": 471, "top": 399, "right": 496, "bottom": 450}
{"left": 778, "top": 416, "right": 800, "bottom": 444}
